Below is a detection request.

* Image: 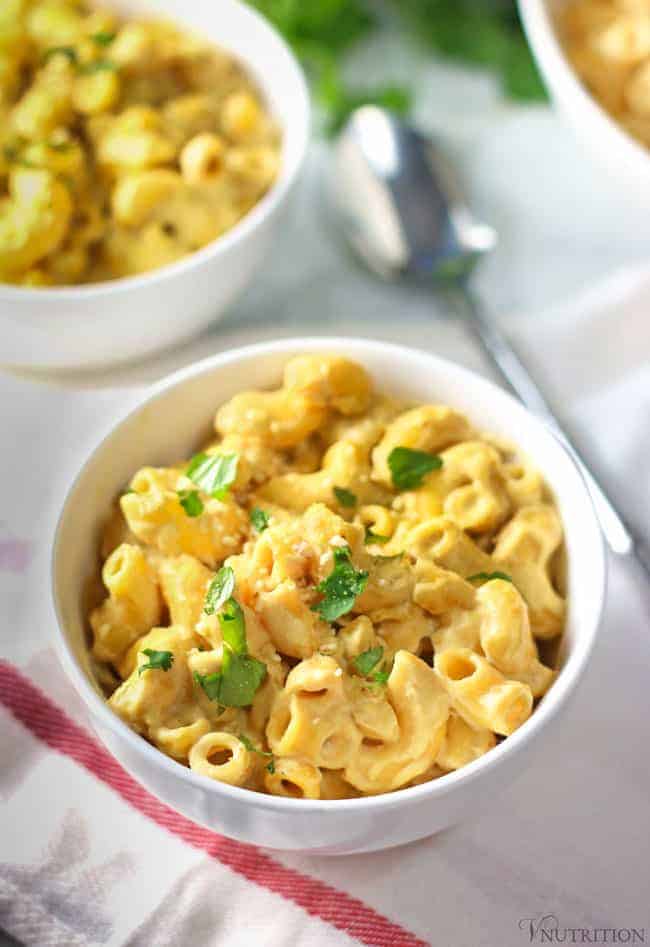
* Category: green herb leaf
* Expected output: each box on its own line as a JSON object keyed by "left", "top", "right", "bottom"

{"left": 43, "top": 45, "right": 78, "bottom": 64}
{"left": 219, "top": 598, "right": 247, "bottom": 655}
{"left": 354, "top": 645, "right": 384, "bottom": 676}
{"left": 333, "top": 486, "right": 357, "bottom": 508}
{"left": 466, "top": 571, "right": 513, "bottom": 584}
{"left": 204, "top": 566, "right": 236, "bottom": 615}
{"left": 239, "top": 733, "right": 275, "bottom": 768}
{"left": 193, "top": 654, "right": 267, "bottom": 708}
{"left": 250, "top": 507, "right": 270, "bottom": 533}
{"left": 91, "top": 31, "right": 116, "bottom": 46}
{"left": 372, "top": 668, "right": 390, "bottom": 685}
{"left": 364, "top": 526, "right": 389, "bottom": 545}
{"left": 193, "top": 670, "right": 223, "bottom": 703}
{"left": 138, "top": 649, "right": 174, "bottom": 674}
{"left": 177, "top": 489, "right": 204, "bottom": 518}
{"left": 388, "top": 446, "right": 443, "bottom": 490}
{"left": 311, "top": 545, "right": 368, "bottom": 622}
{"left": 186, "top": 452, "right": 238, "bottom": 500}
{"left": 78, "top": 59, "right": 117, "bottom": 73}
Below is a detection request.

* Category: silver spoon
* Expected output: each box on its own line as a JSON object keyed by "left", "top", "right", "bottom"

{"left": 332, "top": 105, "right": 650, "bottom": 577}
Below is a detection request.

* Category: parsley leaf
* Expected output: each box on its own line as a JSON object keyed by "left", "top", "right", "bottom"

{"left": 388, "top": 446, "right": 443, "bottom": 490}
{"left": 195, "top": 652, "right": 266, "bottom": 708}
{"left": 364, "top": 526, "right": 390, "bottom": 545}
{"left": 372, "top": 668, "right": 390, "bottom": 685}
{"left": 354, "top": 645, "right": 384, "bottom": 676}
{"left": 250, "top": 507, "right": 270, "bottom": 532}
{"left": 177, "top": 489, "right": 203, "bottom": 517}
{"left": 204, "top": 566, "right": 236, "bottom": 616}
{"left": 239, "top": 733, "right": 275, "bottom": 771}
{"left": 333, "top": 486, "right": 357, "bottom": 508}
{"left": 466, "top": 570, "right": 513, "bottom": 584}
{"left": 138, "top": 649, "right": 174, "bottom": 675}
{"left": 186, "top": 452, "right": 238, "bottom": 500}
{"left": 311, "top": 545, "right": 368, "bottom": 622}
{"left": 219, "top": 598, "right": 247, "bottom": 655}
{"left": 43, "top": 45, "right": 78, "bottom": 64}
{"left": 91, "top": 31, "right": 116, "bottom": 46}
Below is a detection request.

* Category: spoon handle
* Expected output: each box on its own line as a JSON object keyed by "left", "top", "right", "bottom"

{"left": 452, "top": 285, "right": 650, "bottom": 578}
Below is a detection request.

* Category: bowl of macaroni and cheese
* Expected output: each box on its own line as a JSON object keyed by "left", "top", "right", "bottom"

{"left": 519, "top": 0, "right": 650, "bottom": 202}
{"left": 0, "top": 0, "right": 309, "bottom": 369}
{"left": 52, "top": 339, "right": 606, "bottom": 853}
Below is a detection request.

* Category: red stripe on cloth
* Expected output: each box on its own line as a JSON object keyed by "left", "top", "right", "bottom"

{"left": 0, "top": 660, "right": 428, "bottom": 947}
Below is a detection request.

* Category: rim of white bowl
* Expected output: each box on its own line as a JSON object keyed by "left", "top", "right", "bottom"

{"left": 519, "top": 0, "right": 650, "bottom": 172}
{"left": 0, "top": 0, "right": 310, "bottom": 304}
{"left": 51, "top": 337, "right": 607, "bottom": 812}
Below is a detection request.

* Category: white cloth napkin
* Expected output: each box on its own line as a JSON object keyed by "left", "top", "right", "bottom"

{"left": 1, "top": 253, "right": 649, "bottom": 947}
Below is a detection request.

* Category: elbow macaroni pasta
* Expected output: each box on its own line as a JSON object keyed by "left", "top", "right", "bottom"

{"left": 0, "top": 0, "right": 280, "bottom": 285}
{"left": 560, "top": 0, "right": 650, "bottom": 150}
{"left": 89, "top": 353, "right": 567, "bottom": 799}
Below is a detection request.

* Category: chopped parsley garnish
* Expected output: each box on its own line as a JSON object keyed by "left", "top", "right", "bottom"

{"left": 333, "top": 486, "right": 357, "bottom": 508}
{"left": 78, "top": 59, "right": 117, "bottom": 73}
{"left": 194, "top": 581, "right": 266, "bottom": 708}
{"left": 204, "top": 566, "right": 236, "bottom": 616}
{"left": 354, "top": 645, "right": 384, "bottom": 676}
{"left": 467, "top": 571, "right": 513, "bottom": 585}
{"left": 43, "top": 45, "right": 78, "bottom": 65}
{"left": 138, "top": 649, "right": 174, "bottom": 675}
{"left": 388, "top": 446, "right": 443, "bottom": 490}
{"left": 186, "top": 452, "right": 238, "bottom": 500}
{"left": 250, "top": 507, "right": 270, "bottom": 533}
{"left": 91, "top": 31, "right": 116, "bottom": 46}
{"left": 364, "top": 526, "right": 390, "bottom": 545}
{"left": 311, "top": 545, "right": 368, "bottom": 622}
{"left": 354, "top": 645, "right": 390, "bottom": 685}
{"left": 177, "top": 489, "right": 203, "bottom": 517}
{"left": 239, "top": 734, "right": 275, "bottom": 772}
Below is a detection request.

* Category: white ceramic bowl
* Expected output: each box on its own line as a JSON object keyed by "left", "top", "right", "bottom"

{"left": 52, "top": 338, "right": 606, "bottom": 854}
{"left": 519, "top": 0, "right": 650, "bottom": 202}
{"left": 0, "top": 0, "right": 309, "bottom": 371}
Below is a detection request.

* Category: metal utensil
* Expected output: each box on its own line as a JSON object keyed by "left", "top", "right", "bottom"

{"left": 331, "top": 105, "right": 650, "bottom": 577}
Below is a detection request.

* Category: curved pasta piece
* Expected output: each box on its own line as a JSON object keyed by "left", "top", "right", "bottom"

{"left": 344, "top": 651, "right": 450, "bottom": 793}
{"left": 158, "top": 554, "right": 212, "bottom": 631}
{"left": 435, "top": 648, "right": 533, "bottom": 736}
{"left": 189, "top": 731, "right": 253, "bottom": 786}
{"left": 264, "top": 757, "right": 322, "bottom": 799}
{"left": 477, "top": 579, "right": 555, "bottom": 697}
{"left": 436, "top": 711, "right": 496, "bottom": 771}
{"left": 436, "top": 441, "right": 511, "bottom": 533}
{"left": 90, "top": 543, "right": 162, "bottom": 665}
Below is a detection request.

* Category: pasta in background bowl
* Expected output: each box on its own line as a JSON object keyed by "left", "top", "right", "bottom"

{"left": 0, "top": 0, "right": 309, "bottom": 369}
{"left": 52, "top": 338, "right": 606, "bottom": 853}
{"left": 519, "top": 0, "right": 650, "bottom": 205}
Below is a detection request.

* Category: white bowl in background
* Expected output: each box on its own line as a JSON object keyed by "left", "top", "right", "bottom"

{"left": 519, "top": 0, "right": 650, "bottom": 201}
{"left": 0, "top": 0, "right": 309, "bottom": 371}
{"left": 52, "top": 338, "right": 606, "bottom": 854}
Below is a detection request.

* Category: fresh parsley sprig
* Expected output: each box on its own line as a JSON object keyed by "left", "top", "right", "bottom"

{"left": 195, "top": 577, "right": 267, "bottom": 708}
{"left": 333, "top": 486, "right": 357, "bottom": 508}
{"left": 138, "top": 649, "right": 174, "bottom": 675}
{"left": 204, "top": 566, "right": 236, "bottom": 616}
{"left": 388, "top": 446, "right": 443, "bottom": 490}
{"left": 466, "top": 570, "right": 513, "bottom": 584}
{"left": 311, "top": 545, "right": 368, "bottom": 622}
{"left": 239, "top": 734, "right": 275, "bottom": 773}
{"left": 186, "top": 452, "right": 238, "bottom": 501}
{"left": 250, "top": 507, "right": 270, "bottom": 532}
{"left": 177, "top": 489, "right": 203, "bottom": 517}
{"left": 354, "top": 646, "right": 390, "bottom": 685}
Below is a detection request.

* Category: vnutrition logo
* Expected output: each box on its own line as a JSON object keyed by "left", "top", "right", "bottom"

{"left": 518, "top": 915, "right": 647, "bottom": 944}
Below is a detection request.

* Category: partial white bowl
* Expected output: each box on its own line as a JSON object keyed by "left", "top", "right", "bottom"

{"left": 52, "top": 338, "right": 606, "bottom": 854}
{"left": 519, "top": 0, "right": 650, "bottom": 202}
{"left": 0, "top": 0, "right": 309, "bottom": 371}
